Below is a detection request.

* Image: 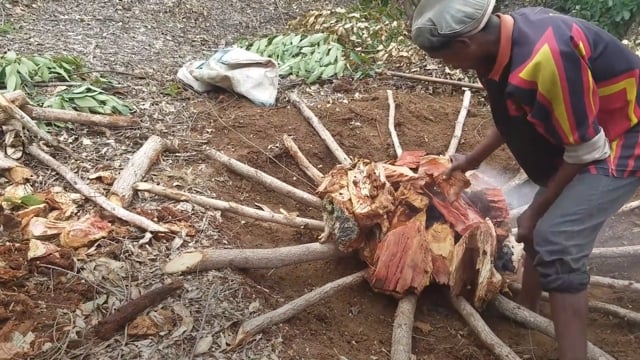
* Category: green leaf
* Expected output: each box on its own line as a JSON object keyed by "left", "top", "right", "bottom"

{"left": 336, "top": 60, "right": 346, "bottom": 76}
{"left": 5, "top": 63, "right": 20, "bottom": 91}
{"left": 3, "top": 51, "right": 17, "bottom": 63}
{"left": 72, "top": 96, "right": 101, "bottom": 108}
{"left": 306, "top": 67, "right": 323, "bottom": 84}
{"left": 19, "top": 194, "right": 45, "bottom": 207}
{"left": 321, "top": 64, "right": 336, "bottom": 79}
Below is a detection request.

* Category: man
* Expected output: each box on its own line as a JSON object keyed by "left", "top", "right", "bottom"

{"left": 411, "top": 0, "right": 640, "bottom": 359}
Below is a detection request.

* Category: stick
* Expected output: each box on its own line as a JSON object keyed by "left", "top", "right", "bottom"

{"left": 446, "top": 88, "right": 472, "bottom": 157}
{"left": 492, "top": 295, "right": 614, "bottom": 360}
{"left": 508, "top": 282, "right": 640, "bottom": 325}
{"left": 22, "top": 105, "right": 140, "bottom": 128}
{"left": 0, "top": 90, "right": 28, "bottom": 107}
{"left": 387, "top": 90, "right": 402, "bottom": 158}
{"left": 385, "top": 71, "right": 484, "bottom": 90}
{"left": 0, "top": 152, "right": 34, "bottom": 183}
{"left": 391, "top": 294, "right": 418, "bottom": 360}
{"left": 620, "top": 199, "right": 640, "bottom": 212}
{"left": 233, "top": 270, "right": 366, "bottom": 347}
{"left": 0, "top": 93, "right": 73, "bottom": 153}
{"left": 134, "top": 182, "right": 324, "bottom": 231}
{"left": 26, "top": 144, "right": 167, "bottom": 233}
{"left": 206, "top": 148, "right": 322, "bottom": 209}
{"left": 109, "top": 136, "right": 174, "bottom": 207}
{"left": 449, "top": 295, "right": 521, "bottom": 360}
{"left": 287, "top": 92, "right": 351, "bottom": 165}
{"left": 93, "top": 280, "right": 184, "bottom": 340}
{"left": 591, "top": 245, "right": 640, "bottom": 258}
{"left": 163, "top": 242, "right": 346, "bottom": 274}
{"left": 282, "top": 134, "right": 324, "bottom": 185}
{"left": 590, "top": 275, "right": 640, "bottom": 294}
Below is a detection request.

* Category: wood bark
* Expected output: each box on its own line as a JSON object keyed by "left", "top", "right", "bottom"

{"left": 450, "top": 295, "right": 521, "bottom": 360}
{"left": 206, "top": 148, "right": 322, "bottom": 209}
{"left": 0, "top": 152, "right": 34, "bottom": 183}
{"left": 22, "top": 105, "right": 140, "bottom": 128}
{"left": 391, "top": 294, "right": 418, "bottom": 360}
{"left": 446, "top": 88, "right": 472, "bottom": 157}
{"left": 385, "top": 71, "right": 484, "bottom": 90}
{"left": 109, "top": 135, "right": 174, "bottom": 207}
{"left": 492, "top": 295, "right": 614, "bottom": 360}
{"left": 287, "top": 92, "right": 352, "bottom": 165}
{"left": 163, "top": 242, "right": 347, "bottom": 274}
{"left": 134, "top": 182, "right": 324, "bottom": 231}
{"left": 282, "top": 134, "right": 324, "bottom": 185}
{"left": 591, "top": 245, "right": 640, "bottom": 258}
{"left": 0, "top": 91, "right": 28, "bottom": 107}
{"left": 26, "top": 144, "right": 167, "bottom": 233}
{"left": 93, "top": 280, "right": 184, "bottom": 340}
{"left": 387, "top": 90, "right": 402, "bottom": 158}
{"left": 590, "top": 275, "right": 640, "bottom": 294}
{"left": 233, "top": 270, "right": 366, "bottom": 347}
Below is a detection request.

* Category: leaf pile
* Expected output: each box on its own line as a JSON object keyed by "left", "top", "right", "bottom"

{"left": 43, "top": 85, "right": 134, "bottom": 115}
{"left": 0, "top": 51, "right": 84, "bottom": 91}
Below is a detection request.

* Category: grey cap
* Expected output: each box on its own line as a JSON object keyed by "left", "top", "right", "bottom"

{"left": 411, "top": 0, "right": 497, "bottom": 50}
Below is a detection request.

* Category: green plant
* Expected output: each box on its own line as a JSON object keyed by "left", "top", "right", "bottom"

{"left": 163, "top": 82, "right": 183, "bottom": 97}
{"left": 0, "top": 51, "right": 85, "bottom": 91}
{"left": 43, "top": 84, "right": 134, "bottom": 115}
{"left": 0, "top": 22, "right": 14, "bottom": 35}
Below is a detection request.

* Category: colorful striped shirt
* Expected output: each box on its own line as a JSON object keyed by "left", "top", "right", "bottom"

{"left": 482, "top": 7, "right": 640, "bottom": 186}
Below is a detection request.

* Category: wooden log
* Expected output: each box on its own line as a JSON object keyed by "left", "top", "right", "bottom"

{"left": 22, "top": 105, "right": 140, "bottom": 128}
{"left": 287, "top": 92, "right": 351, "bottom": 165}
{"left": 590, "top": 275, "right": 640, "bottom": 294}
{"left": 450, "top": 295, "right": 521, "bottom": 360}
{"left": 591, "top": 245, "right": 640, "bottom": 259}
{"left": 508, "top": 282, "right": 640, "bottom": 325}
{"left": 492, "top": 295, "right": 614, "bottom": 360}
{"left": 109, "top": 135, "right": 174, "bottom": 207}
{"left": 391, "top": 294, "right": 418, "bottom": 360}
{"left": 0, "top": 152, "right": 34, "bottom": 183}
{"left": 93, "top": 280, "right": 184, "bottom": 340}
{"left": 163, "top": 242, "right": 346, "bottom": 274}
{"left": 446, "top": 88, "right": 472, "bottom": 157}
{"left": 0, "top": 90, "right": 28, "bottom": 107}
{"left": 387, "top": 90, "right": 402, "bottom": 158}
{"left": 134, "top": 182, "right": 324, "bottom": 231}
{"left": 620, "top": 199, "right": 640, "bottom": 212}
{"left": 385, "top": 70, "right": 484, "bottom": 90}
{"left": 206, "top": 148, "right": 322, "bottom": 209}
{"left": 233, "top": 270, "right": 366, "bottom": 347}
{"left": 0, "top": 93, "right": 74, "bottom": 154}
{"left": 282, "top": 134, "right": 324, "bottom": 186}
{"left": 26, "top": 144, "right": 167, "bottom": 233}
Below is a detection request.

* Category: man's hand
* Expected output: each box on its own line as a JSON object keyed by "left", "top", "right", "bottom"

{"left": 444, "top": 153, "right": 480, "bottom": 178}
{"left": 516, "top": 208, "right": 540, "bottom": 249}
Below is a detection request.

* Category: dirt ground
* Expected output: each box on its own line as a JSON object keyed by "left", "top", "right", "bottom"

{"left": 1, "top": 1, "right": 640, "bottom": 359}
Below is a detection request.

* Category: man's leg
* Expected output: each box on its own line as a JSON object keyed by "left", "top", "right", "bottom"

{"left": 531, "top": 174, "right": 640, "bottom": 360}
{"left": 517, "top": 254, "right": 543, "bottom": 312}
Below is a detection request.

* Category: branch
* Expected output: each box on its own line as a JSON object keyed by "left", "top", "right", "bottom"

{"left": 109, "top": 136, "right": 175, "bottom": 207}
{"left": 387, "top": 90, "right": 402, "bottom": 158}
{"left": 163, "top": 242, "right": 347, "bottom": 274}
{"left": 591, "top": 245, "right": 640, "bottom": 259}
{"left": 391, "top": 294, "right": 418, "bottom": 360}
{"left": 233, "top": 270, "right": 366, "bottom": 347}
{"left": 282, "top": 134, "right": 324, "bottom": 185}
{"left": 620, "top": 199, "right": 640, "bottom": 212}
{"left": 590, "top": 275, "right": 640, "bottom": 294}
{"left": 446, "top": 88, "right": 472, "bottom": 157}
{"left": 385, "top": 71, "right": 484, "bottom": 90}
{"left": 450, "top": 295, "right": 521, "bottom": 360}
{"left": 492, "top": 295, "right": 614, "bottom": 360}
{"left": 93, "top": 280, "right": 184, "bottom": 340}
{"left": 206, "top": 148, "right": 322, "bottom": 209}
{"left": 287, "top": 92, "right": 351, "bottom": 165}
{"left": 26, "top": 144, "right": 167, "bottom": 233}
{"left": 0, "top": 90, "right": 28, "bottom": 107}
{"left": 134, "top": 182, "right": 324, "bottom": 231}
{"left": 22, "top": 105, "right": 140, "bottom": 128}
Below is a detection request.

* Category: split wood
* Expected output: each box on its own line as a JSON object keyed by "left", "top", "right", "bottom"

{"left": 391, "top": 294, "right": 418, "bottom": 360}
{"left": 282, "top": 134, "right": 324, "bottom": 185}
{"left": 0, "top": 151, "right": 33, "bottom": 183}
{"left": 287, "top": 92, "right": 351, "bottom": 165}
{"left": 492, "top": 295, "right": 614, "bottom": 360}
{"left": 508, "top": 282, "right": 640, "bottom": 326}
{"left": 134, "top": 182, "right": 323, "bottom": 231}
{"left": 385, "top": 70, "right": 484, "bottom": 90}
{"left": 233, "top": 270, "right": 366, "bottom": 347}
{"left": 446, "top": 88, "right": 472, "bottom": 157}
{"left": 0, "top": 93, "right": 74, "bottom": 154}
{"left": 591, "top": 275, "right": 640, "bottom": 294}
{"left": 26, "top": 144, "right": 167, "bottom": 233}
{"left": 109, "top": 135, "right": 175, "bottom": 207}
{"left": 387, "top": 90, "right": 402, "bottom": 158}
{"left": 450, "top": 295, "right": 521, "bottom": 360}
{"left": 163, "top": 242, "right": 346, "bottom": 274}
{"left": 206, "top": 148, "right": 322, "bottom": 209}
{"left": 22, "top": 105, "right": 140, "bottom": 128}
{"left": 93, "top": 280, "right": 184, "bottom": 340}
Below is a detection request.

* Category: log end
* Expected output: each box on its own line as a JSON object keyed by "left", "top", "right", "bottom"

{"left": 163, "top": 252, "right": 204, "bottom": 274}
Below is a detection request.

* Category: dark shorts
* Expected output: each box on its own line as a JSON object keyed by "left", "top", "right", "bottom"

{"left": 526, "top": 173, "right": 640, "bottom": 293}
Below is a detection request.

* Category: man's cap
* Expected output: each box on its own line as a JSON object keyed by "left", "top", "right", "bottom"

{"left": 411, "top": 0, "right": 497, "bottom": 51}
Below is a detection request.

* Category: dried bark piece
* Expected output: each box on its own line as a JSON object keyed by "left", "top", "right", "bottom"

{"left": 418, "top": 155, "right": 470, "bottom": 203}
{"left": 426, "top": 223, "right": 455, "bottom": 285}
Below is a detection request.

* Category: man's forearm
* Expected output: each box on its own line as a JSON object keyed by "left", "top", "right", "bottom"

{"left": 467, "top": 126, "right": 505, "bottom": 167}
{"left": 527, "top": 161, "right": 585, "bottom": 218}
